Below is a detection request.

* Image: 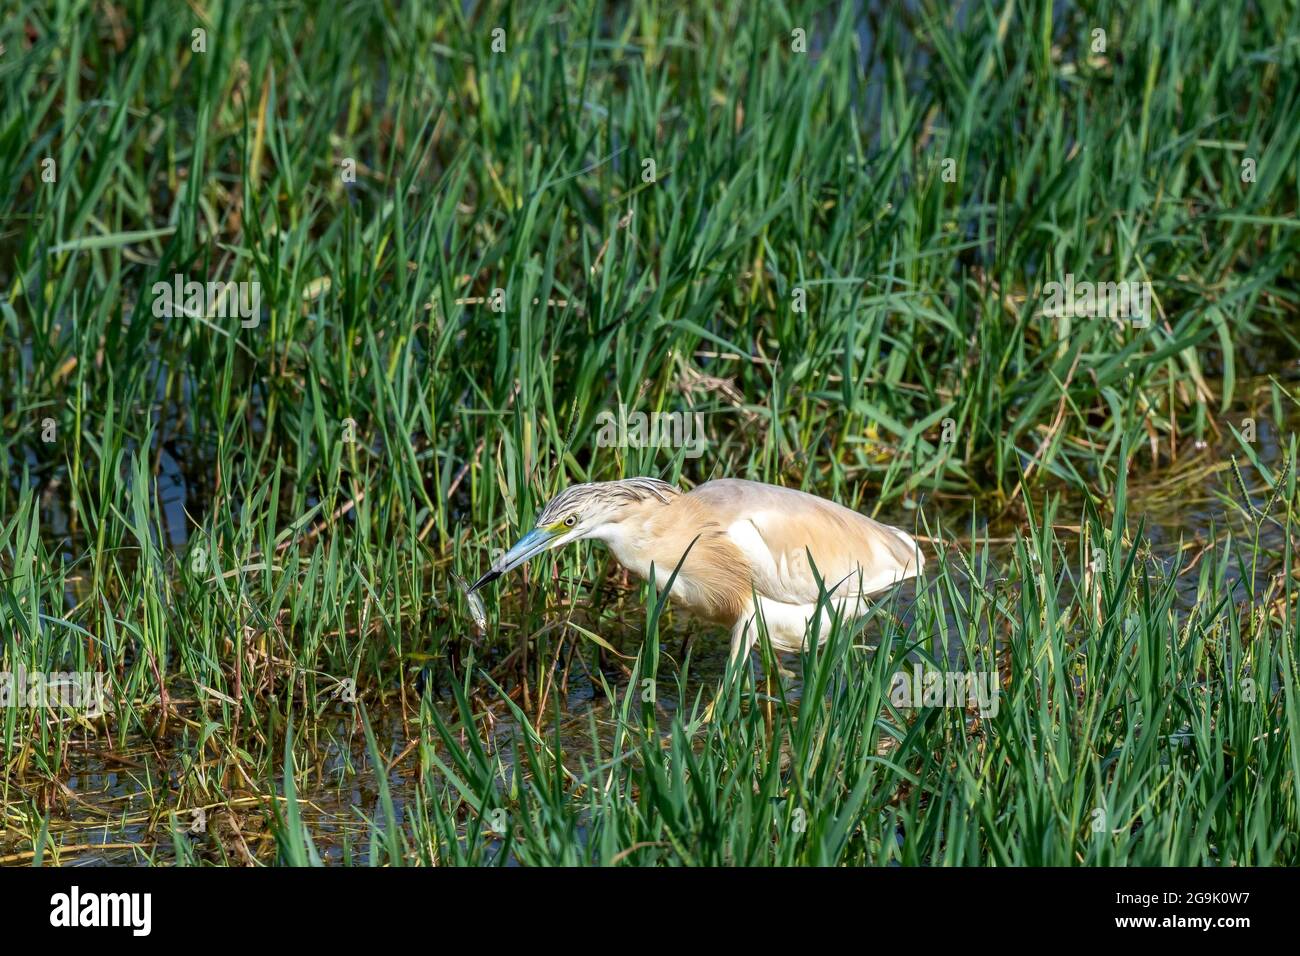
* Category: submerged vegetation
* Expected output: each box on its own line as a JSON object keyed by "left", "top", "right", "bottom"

{"left": 1, "top": 0, "right": 1298, "bottom": 865}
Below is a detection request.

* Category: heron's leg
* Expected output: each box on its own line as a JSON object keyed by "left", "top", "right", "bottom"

{"left": 728, "top": 614, "right": 757, "bottom": 670}
{"left": 695, "top": 612, "right": 756, "bottom": 729}
{"left": 729, "top": 607, "right": 766, "bottom": 692}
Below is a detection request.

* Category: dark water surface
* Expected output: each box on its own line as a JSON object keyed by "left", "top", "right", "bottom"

{"left": 7, "top": 363, "right": 1296, "bottom": 865}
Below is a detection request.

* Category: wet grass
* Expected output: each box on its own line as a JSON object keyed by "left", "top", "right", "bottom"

{"left": 1, "top": 0, "right": 1298, "bottom": 864}
{"left": 255, "top": 446, "right": 1300, "bottom": 866}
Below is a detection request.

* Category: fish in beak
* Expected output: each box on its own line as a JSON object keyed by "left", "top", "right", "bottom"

{"left": 468, "top": 526, "right": 562, "bottom": 593}
{"left": 450, "top": 572, "right": 488, "bottom": 632}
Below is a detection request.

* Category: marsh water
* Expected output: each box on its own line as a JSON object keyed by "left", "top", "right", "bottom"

{"left": 6, "top": 363, "right": 1297, "bottom": 866}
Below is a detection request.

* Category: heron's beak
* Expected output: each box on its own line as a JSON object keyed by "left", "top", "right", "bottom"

{"left": 468, "top": 526, "right": 560, "bottom": 593}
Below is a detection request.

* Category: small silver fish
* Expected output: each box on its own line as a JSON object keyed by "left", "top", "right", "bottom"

{"left": 451, "top": 572, "right": 488, "bottom": 632}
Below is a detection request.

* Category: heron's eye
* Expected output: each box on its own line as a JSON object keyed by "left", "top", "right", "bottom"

{"left": 564, "top": 515, "right": 577, "bottom": 527}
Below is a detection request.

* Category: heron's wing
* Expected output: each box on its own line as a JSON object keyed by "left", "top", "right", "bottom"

{"left": 688, "top": 479, "right": 923, "bottom": 605}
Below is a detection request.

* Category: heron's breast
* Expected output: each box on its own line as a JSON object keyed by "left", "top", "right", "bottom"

{"left": 601, "top": 528, "right": 751, "bottom": 624}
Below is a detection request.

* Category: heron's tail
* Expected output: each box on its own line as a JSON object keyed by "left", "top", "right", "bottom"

{"left": 890, "top": 527, "right": 926, "bottom": 578}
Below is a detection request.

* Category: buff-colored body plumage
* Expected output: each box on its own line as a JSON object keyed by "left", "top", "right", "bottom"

{"left": 530, "top": 478, "right": 924, "bottom": 659}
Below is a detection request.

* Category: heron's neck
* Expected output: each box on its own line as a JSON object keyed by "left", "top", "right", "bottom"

{"left": 589, "top": 497, "right": 680, "bottom": 582}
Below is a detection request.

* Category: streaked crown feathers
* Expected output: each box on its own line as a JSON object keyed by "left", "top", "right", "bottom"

{"left": 537, "top": 477, "right": 680, "bottom": 525}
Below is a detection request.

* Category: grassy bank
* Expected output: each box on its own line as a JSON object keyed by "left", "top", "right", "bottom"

{"left": 1, "top": 0, "right": 1298, "bottom": 864}
{"left": 225, "top": 453, "right": 1300, "bottom": 866}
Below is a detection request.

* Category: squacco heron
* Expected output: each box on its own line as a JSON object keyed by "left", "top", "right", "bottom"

{"left": 469, "top": 477, "right": 924, "bottom": 662}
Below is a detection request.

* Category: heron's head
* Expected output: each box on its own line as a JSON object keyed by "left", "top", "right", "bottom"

{"left": 468, "top": 478, "right": 679, "bottom": 592}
